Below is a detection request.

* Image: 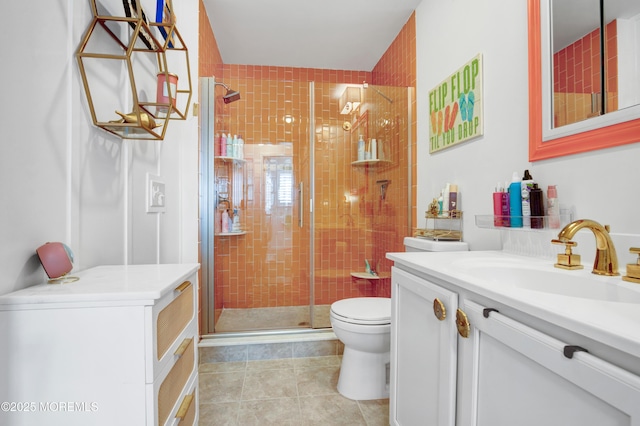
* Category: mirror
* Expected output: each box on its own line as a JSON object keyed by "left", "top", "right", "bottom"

{"left": 528, "top": 0, "right": 640, "bottom": 161}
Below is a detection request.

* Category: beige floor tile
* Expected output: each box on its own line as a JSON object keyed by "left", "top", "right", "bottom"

{"left": 199, "top": 356, "right": 389, "bottom": 425}
{"left": 199, "top": 371, "right": 245, "bottom": 403}
{"left": 241, "top": 368, "right": 298, "bottom": 400}
{"left": 199, "top": 361, "right": 246, "bottom": 374}
{"left": 198, "top": 401, "right": 239, "bottom": 425}
{"left": 299, "top": 394, "right": 367, "bottom": 425}
{"left": 295, "top": 365, "right": 341, "bottom": 397}
{"left": 293, "top": 355, "right": 341, "bottom": 369}
{"left": 237, "top": 397, "right": 302, "bottom": 425}
{"left": 246, "top": 358, "right": 294, "bottom": 371}
{"left": 358, "top": 399, "right": 390, "bottom": 426}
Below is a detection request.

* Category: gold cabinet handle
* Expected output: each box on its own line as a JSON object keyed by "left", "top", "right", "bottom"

{"left": 456, "top": 308, "right": 470, "bottom": 338}
{"left": 175, "top": 280, "right": 191, "bottom": 292}
{"left": 174, "top": 337, "right": 193, "bottom": 357}
{"left": 433, "top": 298, "right": 446, "bottom": 321}
{"left": 175, "top": 391, "right": 195, "bottom": 420}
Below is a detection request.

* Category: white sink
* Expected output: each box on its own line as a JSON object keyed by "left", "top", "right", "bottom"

{"left": 451, "top": 258, "right": 640, "bottom": 304}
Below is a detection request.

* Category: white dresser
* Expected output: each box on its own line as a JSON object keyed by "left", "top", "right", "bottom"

{"left": 0, "top": 263, "right": 200, "bottom": 426}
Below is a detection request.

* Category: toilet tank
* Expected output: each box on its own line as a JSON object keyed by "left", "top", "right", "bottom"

{"left": 403, "top": 237, "right": 469, "bottom": 252}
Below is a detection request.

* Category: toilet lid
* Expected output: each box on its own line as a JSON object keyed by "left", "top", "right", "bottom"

{"left": 330, "top": 297, "right": 391, "bottom": 325}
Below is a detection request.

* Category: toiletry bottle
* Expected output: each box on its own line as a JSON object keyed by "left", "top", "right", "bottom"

{"left": 529, "top": 183, "right": 545, "bottom": 229}
{"left": 226, "top": 134, "right": 233, "bottom": 158}
{"left": 215, "top": 133, "right": 221, "bottom": 156}
{"left": 370, "top": 138, "right": 378, "bottom": 160}
{"left": 232, "top": 208, "right": 241, "bottom": 232}
{"left": 493, "top": 183, "right": 503, "bottom": 227}
{"left": 509, "top": 172, "right": 523, "bottom": 227}
{"left": 521, "top": 170, "right": 534, "bottom": 228}
{"left": 500, "top": 183, "right": 511, "bottom": 227}
{"left": 443, "top": 183, "right": 451, "bottom": 217}
{"left": 231, "top": 135, "right": 239, "bottom": 158}
{"left": 221, "top": 209, "right": 230, "bottom": 233}
{"left": 220, "top": 133, "right": 227, "bottom": 157}
{"left": 364, "top": 139, "right": 371, "bottom": 160}
{"left": 237, "top": 135, "right": 244, "bottom": 160}
{"left": 357, "top": 135, "right": 365, "bottom": 161}
{"left": 547, "top": 185, "right": 560, "bottom": 228}
{"left": 438, "top": 190, "right": 444, "bottom": 216}
{"left": 449, "top": 184, "right": 458, "bottom": 217}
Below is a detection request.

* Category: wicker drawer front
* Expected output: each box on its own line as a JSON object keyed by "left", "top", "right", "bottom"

{"left": 158, "top": 337, "right": 195, "bottom": 426}
{"left": 157, "top": 281, "right": 194, "bottom": 360}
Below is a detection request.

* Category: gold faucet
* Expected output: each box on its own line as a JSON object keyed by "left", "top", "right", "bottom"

{"left": 554, "top": 219, "right": 619, "bottom": 276}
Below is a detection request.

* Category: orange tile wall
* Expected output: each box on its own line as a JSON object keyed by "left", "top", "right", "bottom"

{"left": 553, "top": 20, "right": 618, "bottom": 126}
{"left": 369, "top": 13, "right": 417, "bottom": 298}
{"left": 199, "top": 7, "right": 416, "bottom": 317}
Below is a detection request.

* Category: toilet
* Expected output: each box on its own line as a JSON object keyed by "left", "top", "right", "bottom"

{"left": 330, "top": 297, "right": 391, "bottom": 400}
{"left": 330, "top": 237, "right": 469, "bottom": 400}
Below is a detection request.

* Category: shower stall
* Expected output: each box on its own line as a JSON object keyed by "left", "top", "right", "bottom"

{"left": 200, "top": 76, "right": 412, "bottom": 335}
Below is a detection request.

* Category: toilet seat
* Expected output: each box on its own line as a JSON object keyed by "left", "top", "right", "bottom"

{"left": 330, "top": 297, "right": 390, "bottom": 325}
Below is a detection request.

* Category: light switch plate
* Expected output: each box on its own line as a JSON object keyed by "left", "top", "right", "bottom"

{"left": 146, "top": 173, "right": 166, "bottom": 213}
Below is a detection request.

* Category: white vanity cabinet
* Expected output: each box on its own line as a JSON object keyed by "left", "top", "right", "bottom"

{"left": 390, "top": 266, "right": 458, "bottom": 426}
{"left": 390, "top": 261, "right": 640, "bottom": 426}
{"left": 456, "top": 300, "right": 640, "bottom": 426}
{"left": 0, "top": 264, "right": 200, "bottom": 426}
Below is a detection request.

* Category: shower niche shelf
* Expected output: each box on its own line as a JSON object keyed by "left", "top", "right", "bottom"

{"left": 351, "top": 159, "right": 392, "bottom": 167}
{"left": 351, "top": 272, "right": 390, "bottom": 280}
{"left": 215, "top": 156, "right": 246, "bottom": 164}
{"left": 215, "top": 231, "right": 247, "bottom": 237}
{"left": 214, "top": 155, "right": 246, "bottom": 235}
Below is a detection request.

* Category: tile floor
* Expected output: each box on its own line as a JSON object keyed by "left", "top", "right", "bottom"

{"left": 198, "top": 356, "right": 389, "bottom": 425}
{"left": 215, "top": 305, "right": 332, "bottom": 332}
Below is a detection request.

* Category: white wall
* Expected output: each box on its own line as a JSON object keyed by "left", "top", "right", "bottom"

{"left": 415, "top": 0, "right": 640, "bottom": 259}
{"left": 0, "top": 0, "right": 199, "bottom": 295}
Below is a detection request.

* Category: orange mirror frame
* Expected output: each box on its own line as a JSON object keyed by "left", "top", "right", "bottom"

{"left": 528, "top": 0, "right": 640, "bottom": 161}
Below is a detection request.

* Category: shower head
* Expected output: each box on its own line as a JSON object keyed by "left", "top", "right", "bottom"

{"left": 223, "top": 89, "right": 241, "bottom": 104}
{"left": 214, "top": 81, "right": 241, "bottom": 104}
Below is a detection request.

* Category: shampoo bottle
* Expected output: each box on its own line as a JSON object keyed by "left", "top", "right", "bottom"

{"left": 509, "top": 172, "right": 523, "bottom": 227}
{"left": 370, "top": 138, "right": 378, "bottom": 160}
{"left": 529, "top": 183, "right": 545, "bottom": 229}
{"left": 226, "top": 134, "right": 233, "bottom": 158}
{"left": 221, "top": 209, "right": 230, "bottom": 233}
{"left": 215, "top": 133, "right": 221, "bottom": 156}
{"left": 493, "top": 183, "right": 503, "bottom": 227}
{"left": 220, "top": 133, "right": 227, "bottom": 157}
{"left": 237, "top": 135, "right": 244, "bottom": 160}
{"left": 547, "top": 185, "right": 560, "bottom": 228}
{"left": 231, "top": 135, "right": 238, "bottom": 158}
{"left": 232, "top": 209, "right": 241, "bottom": 232}
{"left": 357, "top": 135, "right": 365, "bottom": 161}
{"left": 521, "top": 170, "right": 534, "bottom": 228}
{"left": 501, "top": 183, "right": 511, "bottom": 227}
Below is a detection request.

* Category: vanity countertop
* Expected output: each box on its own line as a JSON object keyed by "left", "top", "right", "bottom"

{"left": 0, "top": 263, "right": 200, "bottom": 307}
{"left": 387, "top": 250, "right": 640, "bottom": 358}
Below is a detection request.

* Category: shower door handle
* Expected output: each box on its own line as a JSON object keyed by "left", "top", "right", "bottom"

{"left": 298, "top": 183, "right": 303, "bottom": 228}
